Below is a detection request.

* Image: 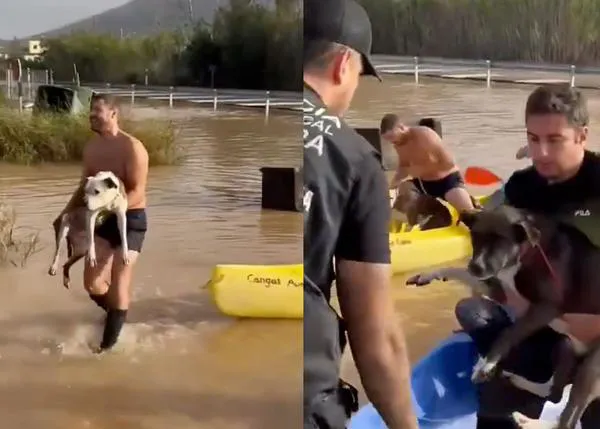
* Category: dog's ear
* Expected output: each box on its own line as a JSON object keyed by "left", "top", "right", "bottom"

{"left": 102, "top": 176, "right": 118, "bottom": 189}
{"left": 458, "top": 209, "right": 480, "bottom": 229}
{"left": 512, "top": 219, "right": 541, "bottom": 246}
{"left": 503, "top": 206, "right": 541, "bottom": 245}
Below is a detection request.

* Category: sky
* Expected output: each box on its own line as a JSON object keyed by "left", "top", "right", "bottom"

{"left": 0, "top": 0, "right": 130, "bottom": 39}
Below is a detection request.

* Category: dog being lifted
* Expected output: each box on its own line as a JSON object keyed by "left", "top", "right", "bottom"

{"left": 48, "top": 171, "right": 129, "bottom": 288}
{"left": 391, "top": 180, "right": 453, "bottom": 231}
{"left": 408, "top": 204, "right": 600, "bottom": 429}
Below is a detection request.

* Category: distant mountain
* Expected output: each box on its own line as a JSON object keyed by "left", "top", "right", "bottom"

{"left": 31, "top": 0, "right": 276, "bottom": 39}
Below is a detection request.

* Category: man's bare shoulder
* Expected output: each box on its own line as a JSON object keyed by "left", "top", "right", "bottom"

{"left": 119, "top": 130, "right": 143, "bottom": 146}
{"left": 413, "top": 125, "right": 442, "bottom": 141}
{"left": 119, "top": 131, "right": 149, "bottom": 157}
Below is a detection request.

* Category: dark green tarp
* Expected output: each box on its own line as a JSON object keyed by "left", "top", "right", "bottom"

{"left": 33, "top": 85, "right": 95, "bottom": 115}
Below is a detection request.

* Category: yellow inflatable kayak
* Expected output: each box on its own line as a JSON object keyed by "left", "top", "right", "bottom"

{"left": 207, "top": 224, "right": 471, "bottom": 319}
{"left": 385, "top": 190, "right": 488, "bottom": 273}
{"left": 207, "top": 194, "right": 491, "bottom": 319}
{"left": 389, "top": 222, "right": 472, "bottom": 273}
{"left": 207, "top": 225, "right": 472, "bottom": 320}
{"left": 206, "top": 264, "right": 303, "bottom": 319}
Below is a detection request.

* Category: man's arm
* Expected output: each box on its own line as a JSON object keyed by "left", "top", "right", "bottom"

{"left": 336, "top": 155, "right": 418, "bottom": 429}
{"left": 124, "top": 138, "right": 149, "bottom": 208}
{"left": 390, "top": 159, "right": 410, "bottom": 189}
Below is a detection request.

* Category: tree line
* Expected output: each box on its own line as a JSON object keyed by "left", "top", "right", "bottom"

{"left": 358, "top": 0, "right": 600, "bottom": 65}
{"left": 36, "top": 0, "right": 600, "bottom": 89}
{"left": 40, "top": 1, "right": 301, "bottom": 91}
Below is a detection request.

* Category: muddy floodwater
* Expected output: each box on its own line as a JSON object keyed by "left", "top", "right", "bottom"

{"left": 0, "top": 106, "right": 302, "bottom": 429}
{"left": 4, "top": 76, "right": 600, "bottom": 427}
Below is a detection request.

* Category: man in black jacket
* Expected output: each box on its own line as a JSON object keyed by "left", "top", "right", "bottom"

{"left": 303, "top": 1, "right": 418, "bottom": 428}
{"left": 456, "top": 85, "right": 600, "bottom": 428}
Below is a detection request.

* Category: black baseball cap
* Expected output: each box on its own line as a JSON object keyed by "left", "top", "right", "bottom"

{"left": 305, "top": 0, "right": 381, "bottom": 81}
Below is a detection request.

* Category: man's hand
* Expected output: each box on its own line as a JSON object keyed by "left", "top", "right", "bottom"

{"left": 406, "top": 271, "right": 448, "bottom": 286}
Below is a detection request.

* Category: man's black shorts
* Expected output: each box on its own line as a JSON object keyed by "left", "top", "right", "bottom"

{"left": 95, "top": 208, "right": 147, "bottom": 253}
{"left": 411, "top": 171, "right": 465, "bottom": 200}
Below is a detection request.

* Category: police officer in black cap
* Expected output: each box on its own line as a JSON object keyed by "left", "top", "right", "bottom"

{"left": 303, "top": 0, "right": 418, "bottom": 428}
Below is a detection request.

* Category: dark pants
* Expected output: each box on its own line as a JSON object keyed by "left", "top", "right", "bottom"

{"left": 456, "top": 296, "right": 600, "bottom": 428}
{"left": 411, "top": 171, "right": 464, "bottom": 200}
{"left": 95, "top": 208, "right": 147, "bottom": 252}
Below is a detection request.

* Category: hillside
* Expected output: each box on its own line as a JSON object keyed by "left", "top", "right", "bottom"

{"left": 33, "top": 0, "right": 275, "bottom": 39}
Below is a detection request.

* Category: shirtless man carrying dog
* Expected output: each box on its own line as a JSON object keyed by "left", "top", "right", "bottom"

{"left": 380, "top": 113, "right": 476, "bottom": 212}
{"left": 54, "top": 93, "right": 149, "bottom": 353}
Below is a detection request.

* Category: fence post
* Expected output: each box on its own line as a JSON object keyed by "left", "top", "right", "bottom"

{"left": 486, "top": 60, "right": 491, "bottom": 88}
{"left": 130, "top": 84, "right": 136, "bottom": 105}
{"left": 50, "top": 69, "right": 54, "bottom": 85}
{"left": 570, "top": 65, "right": 576, "bottom": 88}
{"left": 413, "top": 56, "right": 420, "bottom": 84}
{"left": 18, "top": 82, "right": 23, "bottom": 112}
{"left": 26, "top": 68, "right": 31, "bottom": 99}
{"left": 144, "top": 69, "right": 149, "bottom": 87}
{"left": 7, "top": 69, "right": 11, "bottom": 99}
{"left": 44, "top": 69, "right": 49, "bottom": 85}
{"left": 169, "top": 86, "right": 174, "bottom": 108}
{"left": 213, "top": 89, "right": 218, "bottom": 111}
{"left": 265, "top": 90, "right": 271, "bottom": 119}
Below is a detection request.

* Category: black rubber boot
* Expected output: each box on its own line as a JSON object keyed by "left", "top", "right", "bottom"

{"left": 89, "top": 292, "right": 109, "bottom": 312}
{"left": 97, "top": 309, "right": 128, "bottom": 352}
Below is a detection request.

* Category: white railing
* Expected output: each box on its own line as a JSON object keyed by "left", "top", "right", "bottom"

{"left": 375, "top": 56, "right": 580, "bottom": 88}
{"left": 0, "top": 67, "right": 297, "bottom": 118}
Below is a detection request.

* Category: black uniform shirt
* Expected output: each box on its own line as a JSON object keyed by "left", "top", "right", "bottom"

{"left": 303, "top": 85, "right": 391, "bottom": 301}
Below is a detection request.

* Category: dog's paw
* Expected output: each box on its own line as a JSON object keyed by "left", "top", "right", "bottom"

{"left": 91, "top": 345, "right": 105, "bottom": 355}
{"left": 87, "top": 256, "right": 97, "bottom": 268}
{"left": 406, "top": 271, "right": 447, "bottom": 287}
{"left": 122, "top": 256, "right": 130, "bottom": 266}
{"left": 48, "top": 266, "right": 57, "bottom": 276}
{"left": 62, "top": 276, "right": 70, "bottom": 289}
{"left": 471, "top": 356, "right": 498, "bottom": 383}
{"left": 511, "top": 412, "right": 557, "bottom": 429}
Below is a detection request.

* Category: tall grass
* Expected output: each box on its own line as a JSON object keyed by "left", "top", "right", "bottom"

{"left": 0, "top": 108, "right": 182, "bottom": 165}
{"left": 359, "top": 0, "right": 600, "bottom": 64}
{"left": 0, "top": 203, "right": 41, "bottom": 268}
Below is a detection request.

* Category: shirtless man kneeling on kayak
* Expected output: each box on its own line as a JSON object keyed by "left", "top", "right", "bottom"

{"left": 380, "top": 113, "right": 476, "bottom": 212}
{"left": 54, "top": 93, "right": 149, "bottom": 353}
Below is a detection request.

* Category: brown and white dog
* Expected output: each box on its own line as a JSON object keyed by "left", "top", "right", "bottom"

{"left": 48, "top": 171, "right": 129, "bottom": 288}
{"left": 408, "top": 205, "right": 600, "bottom": 429}
{"left": 391, "top": 180, "right": 452, "bottom": 231}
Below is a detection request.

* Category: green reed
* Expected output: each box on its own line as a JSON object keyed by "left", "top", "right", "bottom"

{"left": 0, "top": 108, "right": 182, "bottom": 165}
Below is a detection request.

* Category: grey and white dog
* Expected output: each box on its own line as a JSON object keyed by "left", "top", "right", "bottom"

{"left": 48, "top": 171, "right": 129, "bottom": 288}
{"left": 409, "top": 205, "right": 600, "bottom": 429}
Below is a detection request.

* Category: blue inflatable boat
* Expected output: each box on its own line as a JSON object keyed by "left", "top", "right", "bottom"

{"left": 349, "top": 333, "right": 578, "bottom": 429}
